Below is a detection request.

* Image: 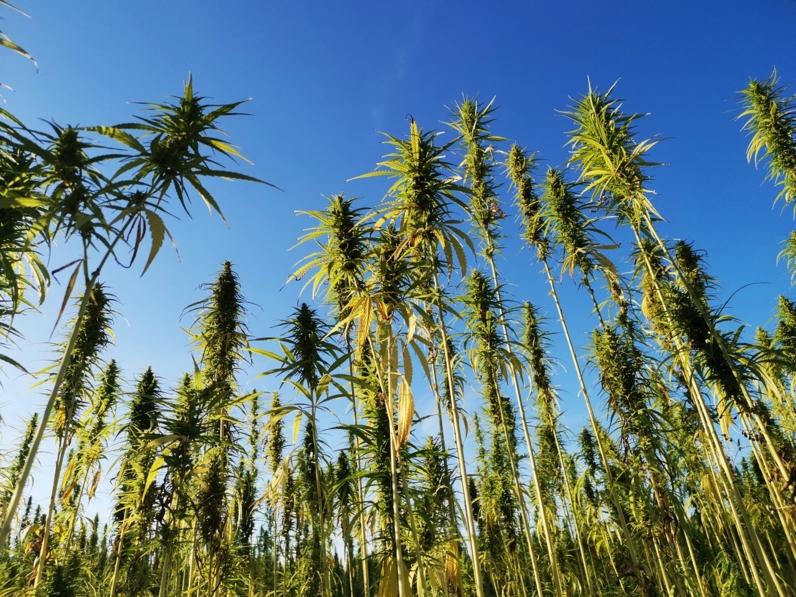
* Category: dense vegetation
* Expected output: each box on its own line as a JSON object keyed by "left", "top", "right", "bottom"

{"left": 3, "top": 9, "right": 796, "bottom": 597}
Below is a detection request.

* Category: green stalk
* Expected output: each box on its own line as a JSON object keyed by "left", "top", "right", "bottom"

{"left": 33, "top": 437, "right": 69, "bottom": 587}
{"left": 311, "top": 405, "right": 334, "bottom": 597}
{"left": 523, "top": 301, "right": 596, "bottom": 594}
{"left": 157, "top": 519, "right": 175, "bottom": 597}
{"left": 108, "top": 520, "right": 128, "bottom": 597}
{"left": 273, "top": 509, "right": 279, "bottom": 597}
{"left": 493, "top": 276, "right": 571, "bottom": 597}
{"left": 0, "top": 266, "right": 102, "bottom": 549}
{"left": 453, "top": 99, "right": 567, "bottom": 595}
{"left": 34, "top": 284, "right": 114, "bottom": 587}
{"left": 348, "top": 357, "right": 372, "bottom": 597}
{"left": 432, "top": 269, "right": 486, "bottom": 597}
{"left": 427, "top": 334, "right": 473, "bottom": 588}
{"left": 370, "top": 327, "right": 409, "bottom": 597}
{"left": 399, "top": 468, "right": 431, "bottom": 597}
{"left": 509, "top": 143, "right": 648, "bottom": 592}
{"left": 463, "top": 270, "right": 553, "bottom": 597}
{"left": 545, "top": 259, "right": 649, "bottom": 591}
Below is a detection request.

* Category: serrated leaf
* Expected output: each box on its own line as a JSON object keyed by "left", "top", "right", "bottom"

{"left": 51, "top": 260, "right": 83, "bottom": 337}
{"left": 409, "top": 341, "right": 432, "bottom": 388}
{"left": 141, "top": 210, "right": 168, "bottom": 275}
{"left": 87, "top": 125, "right": 145, "bottom": 152}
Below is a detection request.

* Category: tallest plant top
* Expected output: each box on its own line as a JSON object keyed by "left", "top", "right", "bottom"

{"left": 353, "top": 119, "right": 473, "bottom": 275}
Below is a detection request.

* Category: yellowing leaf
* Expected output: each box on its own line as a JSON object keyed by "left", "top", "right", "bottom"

{"left": 406, "top": 310, "right": 417, "bottom": 344}
{"left": 88, "top": 469, "right": 101, "bottom": 499}
{"left": 377, "top": 557, "right": 397, "bottom": 597}
{"left": 402, "top": 341, "right": 413, "bottom": 386}
{"left": 446, "top": 540, "right": 462, "bottom": 595}
{"left": 293, "top": 411, "right": 304, "bottom": 443}
{"left": 397, "top": 378, "right": 414, "bottom": 447}
{"left": 317, "top": 373, "right": 332, "bottom": 396}
{"left": 144, "top": 456, "right": 165, "bottom": 496}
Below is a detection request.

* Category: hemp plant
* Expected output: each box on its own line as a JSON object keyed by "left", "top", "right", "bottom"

{"left": 0, "top": 78, "right": 270, "bottom": 550}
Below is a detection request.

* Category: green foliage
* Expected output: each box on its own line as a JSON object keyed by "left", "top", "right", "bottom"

{"left": 3, "top": 50, "right": 796, "bottom": 597}
{"left": 507, "top": 143, "right": 547, "bottom": 259}
{"left": 740, "top": 69, "right": 796, "bottom": 207}
{"left": 564, "top": 82, "right": 661, "bottom": 227}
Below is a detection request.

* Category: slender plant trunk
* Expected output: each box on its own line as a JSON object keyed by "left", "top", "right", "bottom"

{"left": 0, "top": 286, "right": 93, "bottom": 551}
{"left": 310, "top": 399, "right": 333, "bottom": 597}
{"left": 373, "top": 327, "right": 409, "bottom": 597}
{"left": 33, "top": 438, "right": 68, "bottom": 587}
{"left": 0, "top": 213, "right": 141, "bottom": 549}
{"left": 485, "top": 256, "right": 572, "bottom": 597}
{"left": 541, "top": 258, "right": 650, "bottom": 596}
{"left": 347, "top": 349, "right": 372, "bottom": 597}
{"left": 429, "top": 344, "right": 463, "bottom": 543}
{"left": 108, "top": 519, "right": 128, "bottom": 597}
{"left": 158, "top": 488, "right": 181, "bottom": 597}
{"left": 158, "top": 542, "right": 173, "bottom": 597}
{"left": 431, "top": 269, "right": 486, "bottom": 597}
{"left": 400, "top": 478, "right": 430, "bottom": 596}
{"left": 272, "top": 502, "right": 279, "bottom": 597}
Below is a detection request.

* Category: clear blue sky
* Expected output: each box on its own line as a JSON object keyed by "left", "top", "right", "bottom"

{"left": 1, "top": 0, "right": 795, "bottom": 497}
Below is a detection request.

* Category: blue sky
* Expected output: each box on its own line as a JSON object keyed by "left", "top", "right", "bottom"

{"left": 1, "top": 0, "right": 796, "bottom": 505}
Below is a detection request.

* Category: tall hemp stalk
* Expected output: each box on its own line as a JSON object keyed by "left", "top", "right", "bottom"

{"left": 462, "top": 270, "right": 542, "bottom": 596}
{"left": 109, "top": 366, "right": 163, "bottom": 597}
{"left": 34, "top": 284, "right": 114, "bottom": 588}
{"left": 521, "top": 302, "right": 595, "bottom": 593}
{"left": 535, "top": 167, "right": 631, "bottom": 590}
{"left": 450, "top": 97, "right": 567, "bottom": 597}
{"left": 188, "top": 261, "right": 252, "bottom": 595}
{"left": 355, "top": 117, "right": 486, "bottom": 597}
{"left": 541, "top": 165, "right": 705, "bottom": 594}
{"left": 261, "top": 303, "right": 338, "bottom": 597}
{"left": 507, "top": 143, "right": 652, "bottom": 595}
{"left": 60, "top": 359, "right": 121, "bottom": 553}
{"left": 155, "top": 373, "right": 205, "bottom": 597}
{"left": 292, "top": 193, "right": 373, "bottom": 596}
{"left": 263, "top": 391, "right": 286, "bottom": 597}
{"left": 361, "top": 224, "right": 419, "bottom": 597}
